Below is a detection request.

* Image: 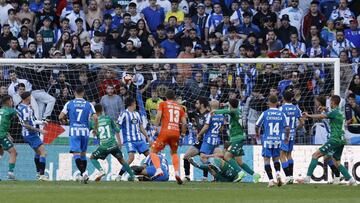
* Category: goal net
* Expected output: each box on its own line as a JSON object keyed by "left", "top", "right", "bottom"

{"left": 0, "top": 58, "right": 357, "bottom": 181}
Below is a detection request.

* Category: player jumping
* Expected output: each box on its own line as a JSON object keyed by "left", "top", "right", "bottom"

{"left": 256, "top": 95, "right": 290, "bottom": 187}
{"left": 17, "top": 92, "right": 48, "bottom": 181}
{"left": 59, "top": 86, "right": 98, "bottom": 184}
{"left": 298, "top": 95, "right": 357, "bottom": 186}
{"left": 150, "top": 89, "right": 187, "bottom": 184}
{"left": 117, "top": 97, "right": 151, "bottom": 181}
{"left": 213, "top": 99, "right": 261, "bottom": 183}
{"left": 89, "top": 104, "right": 137, "bottom": 181}
{"left": 0, "top": 95, "right": 18, "bottom": 180}
{"left": 279, "top": 91, "right": 304, "bottom": 184}
{"left": 183, "top": 97, "right": 209, "bottom": 181}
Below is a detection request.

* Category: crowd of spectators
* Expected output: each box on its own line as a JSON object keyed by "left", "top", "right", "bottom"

{"left": 0, "top": 0, "right": 359, "bottom": 144}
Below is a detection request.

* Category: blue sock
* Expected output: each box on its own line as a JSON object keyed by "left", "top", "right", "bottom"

{"left": 80, "top": 156, "right": 87, "bottom": 161}
{"left": 39, "top": 157, "right": 46, "bottom": 163}
{"left": 74, "top": 155, "right": 81, "bottom": 160}
{"left": 281, "top": 161, "right": 290, "bottom": 176}
{"left": 281, "top": 161, "right": 289, "bottom": 169}
{"left": 327, "top": 159, "right": 334, "bottom": 166}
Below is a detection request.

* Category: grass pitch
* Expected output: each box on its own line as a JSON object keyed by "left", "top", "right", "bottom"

{"left": 0, "top": 181, "right": 359, "bottom": 203}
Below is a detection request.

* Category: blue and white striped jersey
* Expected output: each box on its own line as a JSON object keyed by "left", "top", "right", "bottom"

{"left": 256, "top": 108, "right": 289, "bottom": 148}
{"left": 279, "top": 103, "right": 302, "bottom": 140}
{"left": 17, "top": 103, "right": 38, "bottom": 137}
{"left": 61, "top": 98, "right": 95, "bottom": 136}
{"left": 144, "top": 154, "right": 168, "bottom": 169}
{"left": 118, "top": 109, "right": 143, "bottom": 142}
{"left": 203, "top": 113, "right": 225, "bottom": 146}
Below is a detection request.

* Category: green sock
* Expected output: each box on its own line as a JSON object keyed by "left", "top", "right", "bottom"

{"left": 240, "top": 163, "right": 254, "bottom": 175}
{"left": 8, "top": 163, "right": 15, "bottom": 172}
{"left": 227, "top": 158, "right": 241, "bottom": 172}
{"left": 338, "top": 164, "right": 352, "bottom": 181}
{"left": 306, "top": 158, "right": 318, "bottom": 176}
{"left": 199, "top": 163, "right": 209, "bottom": 171}
{"left": 90, "top": 159, "right": 102, "bottom": 171}
{"left": 122, "top": 163, "right": 135, "bottom": 177}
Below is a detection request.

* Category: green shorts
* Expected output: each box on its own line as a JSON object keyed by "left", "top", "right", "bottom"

{"left": 92, "top": 145, "right": 123, "bottom": 160}
{"left": 319, "top": 139, "right": 344, "bottom": 161}
{"left": 227, "top": 140, "right": 245, "bottom": 157}
{"left": 0, "top": 137, "right": 14, "bottom": 150}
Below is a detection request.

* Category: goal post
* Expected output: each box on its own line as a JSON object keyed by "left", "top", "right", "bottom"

{"left": 0, "top": 57, "right": 341, "bottom": 95}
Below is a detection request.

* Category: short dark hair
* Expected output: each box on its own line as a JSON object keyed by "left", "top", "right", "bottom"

{"left": 75, "top": 86, "right": 85, "bottom": 94}
{"left": 18, "top": 83, "right": 25, "bottom": 88}
{"left": 125, "top": 97, "right": 136, "bottom": 108}
{"left": 348, "top": 93, "right": 356, "bottom": 99}
{"left": 165, "top": 89, "right": 176, "bottom": 100}
{"left": 229, "top": 99, "right": 239, "bottom": 108}
{"left": 331, "top": 95, "right": 341, "bottom": 105}
{"left": 268, "top": 95, "right": 278, "bottom": 104}
{"left": 94, "top": 104, "right": 103, "bottom": 113}
{"left": 283, "top": 91, "right": 293, "bottom": 102}
{"left": 2, "top": 95, "right": 12, "bottom": 104}
{"left": 21, "top": 18, "right": 30, "bottom": 24}
{"left": 82, "top": 42, "right": 91, "bottom": 47}
{"left": 316, "top": 95, "right": 327, "bottom": 107}
{"left": 75, "top": 17, "right": 83, "bottom": 23}
{"left": 198, "top": 97, "right": 209, "bottom": 108}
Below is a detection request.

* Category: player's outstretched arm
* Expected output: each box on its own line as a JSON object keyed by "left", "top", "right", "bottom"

{"left": 58, "top": 112, "right": 67, "bottom": 125}
{"left": 212, "top": 109, "right": 230, "bottom": 115}
{"left": 23, "top": 121, "right": 46, "bottom": 134}
{"left": 303, "top": 112, "right": 327, "bottom": 120}
{"left": 296, "top": 116, "right": 305, "bottom": 130}
{"left": 255, "top": 125, "right": 261, "bottom": 140}
{"left": 140, "top": 125, "right": 151, "bottom": 143}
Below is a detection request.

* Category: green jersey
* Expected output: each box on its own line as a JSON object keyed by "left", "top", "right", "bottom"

{"left": 214, "top": 108, "right": 244, "bottom": 142}
{"left": 0, "top": 107, "right": 17, "bottom": 138}
{"left": 326, "top": 108, "right": 345, "bottom": 143}
{"left": 90, "top": 115, "right": 120, "bottom": 148}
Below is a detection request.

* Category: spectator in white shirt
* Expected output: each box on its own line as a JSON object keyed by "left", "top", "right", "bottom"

{"left": 0, "top": 0, "right": 13, "bottom": 26}
{"left": 285, "top": 32, "right": 306, "bottom": 57}
{"left": 65, "top": 1, "right": 87, "bottom": 33}
{"left": 18, "top": 26, "right": 34, "bottom": 52}
{"left": 279, "top": 0, "right": 304, "bottom": 37}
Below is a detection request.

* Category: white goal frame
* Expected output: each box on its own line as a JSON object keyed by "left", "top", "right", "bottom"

{"left": 0, "top": 58, "right": 341, "bottom": 95}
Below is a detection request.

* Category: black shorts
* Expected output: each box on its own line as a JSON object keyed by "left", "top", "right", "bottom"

{"left": 193, "top": 140, "right": 203, "bottom": 150}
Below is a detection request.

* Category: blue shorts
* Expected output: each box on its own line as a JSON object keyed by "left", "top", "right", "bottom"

{"left": 280, "top": 140, "right": 295, "bottom": 152}
{"left": 24, "top": 136, "right": 43, "bottom": 149}
{"left": 262, "top": 147, "right": 281, "bottom": 158}
{"left": 200, "top": 142, "right": 217, "bottom": 155}
{"left": 146, "top": 166, "right": 169, "bottom": 181}
{"left": 125, "top": 141, "right": 149, "bottom": 154}
{"left": 70, "top": 136, "right": 89, "bottom": 153}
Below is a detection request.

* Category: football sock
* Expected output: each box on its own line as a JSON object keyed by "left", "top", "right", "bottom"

{"left": 34, "top": 154, "right": 40, "bottom": 173}
{"left": 203, "top": 169, "right": 208, "bottom": 178}
{"left": 274, "top": 161, "right": 281, "bottom": 173}
{"left": 39, "top": 156, "right": 46, "bottom": 175}
{"left": 90, "top": 159, "right": 102, "bottom": 171}
{"left": 306, "top": 158, "right": 318, "bottom": 177}
{"left": 327, "top": 160, "right": 340, "bottom": 177}
{"left": 281, "top": 161, "right": 290, "bottom": 177}
{"left": 227, "top": 158, "right": 241, "bottom": 172}
{"left": 288, "top": 159, "right": 294, "bottom": 176}
{"left": 265, "top": 164, "right": 273, "bottom": 180}
{"left": 198, "top": 163, "right": 209, "bottom": 170}
{"left": 184, "top": 159, "right": 190, "bottom": 176}
{"left": 240, "top": 163, "right": 254, "bottom": 175}
{"left": 338, "top": 164, "right": 352, "bottom": 181}
{"left": 80, "top": 156, "right": 87, "bottom": 172}
{"left": 150, "top": 152, "right": 161, "bottom": 169}
{"left": 122, "top": 162, "right": 135, "bottom": 177}
{"left": 74, "top": 155, "right": 84, "bottom": 175}
{"left": 171, "top": 153, "right": 180, "bottom": 173}
{"left": 118, "top": 168, "right": 125, "bottom": 176}
{"left": 8, "top": 163, "right": 15, "bottom": 172}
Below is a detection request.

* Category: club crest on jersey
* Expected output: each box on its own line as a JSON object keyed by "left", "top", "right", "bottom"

{"left": 131, "top": 118, "right": 138, "bottom": 124}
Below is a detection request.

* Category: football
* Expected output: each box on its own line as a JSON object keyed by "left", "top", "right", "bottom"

{"left": 122, "top": 74, "right": 133, "bottom": 85}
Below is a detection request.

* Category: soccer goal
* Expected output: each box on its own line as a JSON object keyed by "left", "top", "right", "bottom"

{"left": 1, "top": 57, "right": 356, "bottom": 182}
